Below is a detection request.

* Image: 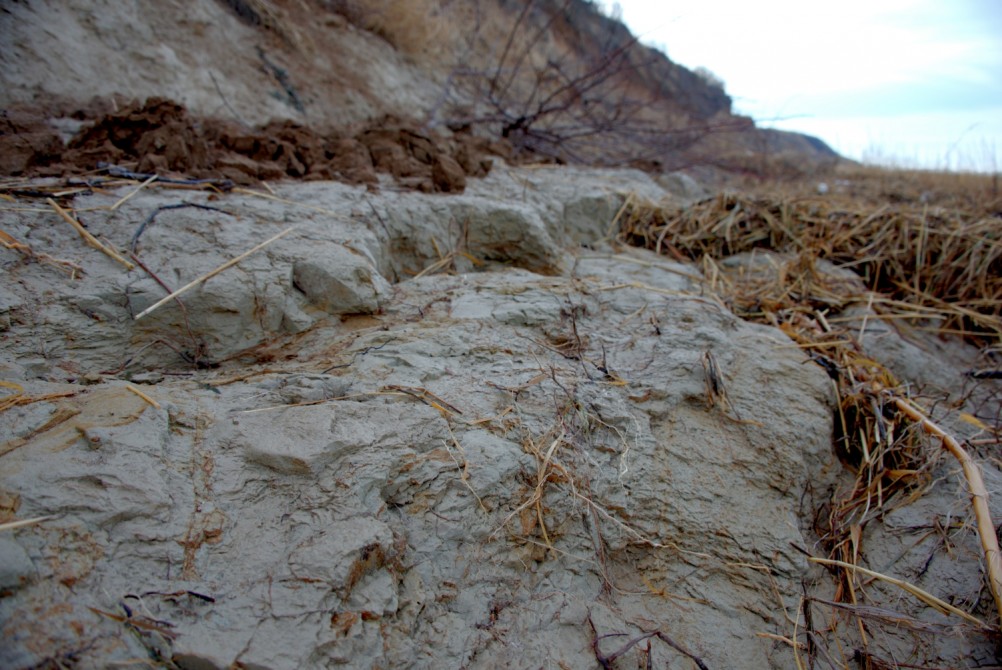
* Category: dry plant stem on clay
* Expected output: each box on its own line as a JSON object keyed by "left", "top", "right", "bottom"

{"left": 47, "top": 197, "right": 135, "bottom": 270}
{"left": 891, "top": 396, "right": 1002, "bottom": 623}
{"left": 129, "top": 252, "right": 204, "bottom": 362}
{"left": 588, "top": 614, "right": 710, "bottom": 670}
{"left": 490, "top": 429, "right": 566, "bottom": 558}
{"left": 0, "top": 381, "right": 77, "bottom": 413}
{"left": 133, "top": 226, "right": 295, "bottom": 320}
{"left": 809, "top": 557, "right": 990, "bottom": 629}
{"left": 0, "top": 227, "right": 83, "bottom": 276}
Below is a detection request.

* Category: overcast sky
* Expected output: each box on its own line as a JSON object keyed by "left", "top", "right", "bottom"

{"left": 610, "top": 0, "right": 1002, "bottom": 172}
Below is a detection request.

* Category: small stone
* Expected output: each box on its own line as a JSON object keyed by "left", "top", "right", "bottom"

{"left": 291, "top": 245, "right": 389, "bottom": 315}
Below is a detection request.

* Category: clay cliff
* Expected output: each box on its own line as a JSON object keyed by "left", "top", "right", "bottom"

{"left": 0, "top": 0, "right": 837, "bottom": 181}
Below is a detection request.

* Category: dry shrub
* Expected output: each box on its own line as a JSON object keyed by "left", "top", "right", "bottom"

{"left": 327, "top": 0, "right": 453, "bottom": 60}
{"left": 432, "top": 0, "right": 750, "bottom": 166}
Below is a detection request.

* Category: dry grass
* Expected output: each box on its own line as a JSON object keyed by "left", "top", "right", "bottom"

{"left": 617, "top": 167, "right": 1002, "bottom": 654}
{"left": 329, "top": 0, "right": 455, "bottom": 61}
{"left": 827, "top": 164, "right": 1001, "bottom": 212}
{"left": 620, "top": 190, "right": 1002, "bottom": 340}
{"left": 725, "top": 160, "right": 1001, "bottom": 208}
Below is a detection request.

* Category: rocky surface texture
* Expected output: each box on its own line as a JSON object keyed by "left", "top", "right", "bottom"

{"left": 1, "top": 165, "right": 999, "bottom": 668}
{"left": 0, "top": 167, "right": 838, "bottom": 669}
{"left": 1, "top": 1, "right": 999, "bottom": 668}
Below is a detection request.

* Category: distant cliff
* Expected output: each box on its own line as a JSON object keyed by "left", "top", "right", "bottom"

{"left": 0, "top": 0, "right": 838, "bottom": 174}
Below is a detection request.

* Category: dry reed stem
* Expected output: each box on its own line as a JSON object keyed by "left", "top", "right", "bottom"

{"left": 382, "top": 385, "right": 463, "bottom": 417}
{"left": 791, "top": 601, "right": 806, "bottom": 670}
{"left": 412, "top": 253, "right": 454, "bottom": 280}
{"left": 110, "top": 174, "right": 157, "bottom": 210}
{"left": 810, "top": 557, "right": 990, "bottom": 629}
{"left": 134, "top": 226, "right": 295, "bottom": 320}
{"left": 0, "top": 515, "right": 56, "bottom": 532}
{"left": 0, "top": 406, "right": 81, "bottom": 457}
{"left": 756, "top": 632, "right": 807, "bottom": 650}
{"left": 47, "top": 197, "right": 135, "bottom": 270}
{"left": 812, "top": 597, "right": 991, "bottom": 636}
{"left": 0, "top": 380, "right": 24, "bottom": 412}
{"left": 0, "top": 384, "right": 78, "bottom": 414}
{"left": 125, "top": 384, "right": 161, "bottom": 409}
{"left": 534, "top": 432, "right": 564, "bottom": 559}
{"left": 892, "top": 396, "right": 1002, "bottom": 624}
{"left": 444, "top": 424, "right": 489, "bottom": 513}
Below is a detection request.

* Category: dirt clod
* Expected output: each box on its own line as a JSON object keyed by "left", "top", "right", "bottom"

{"left": 0, "top": 107, "right": 66, "bottom": 175}
{"left": 3, "top": 98, "right": 501, "bottom": 193}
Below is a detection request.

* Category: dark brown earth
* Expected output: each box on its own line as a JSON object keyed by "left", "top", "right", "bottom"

{"left": 1, "top": 98, "right": 508, "bottom": 193}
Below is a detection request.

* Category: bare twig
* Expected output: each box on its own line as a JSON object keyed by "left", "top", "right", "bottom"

{"left": 134, "top": 226, "right": 295, "bottom": 320}
{"left": 445, "top": 0, "right": 739, "bottom": 166}
{"left": 47, "top": 197, "right": 135, "bottom": 270}
{"left": 131, "top": 202, "right": 233, "bottom": 254}
{"left": 588, "top": 614, "right": 710, "bottom": 670}
{"left": 129, "top": 251, "right": 204, "bottom": 366}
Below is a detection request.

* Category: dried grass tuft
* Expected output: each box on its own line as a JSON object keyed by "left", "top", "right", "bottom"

{"left": 619, "top": 193, "right": 1002, "bottom": 340}
{"left": 618, "top": 182, "right": 1002, "bottom": 642}
{"left": 329, "top": 0, "right": 454, "bottom": 61}
{"left": 618, "top": 192, "right": 1001, "bottom": 503}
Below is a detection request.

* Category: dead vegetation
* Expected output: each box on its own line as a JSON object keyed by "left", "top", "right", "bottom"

{"left": 327, "top": 0, "right": 454, "bottom": 61}
{"left": 619, "top": 190, "right": 1002, "bottom": 340}
{"left": 434, "top": 0, "right": 752, "bottom": 168}
{"left": 618, "top": 165, "right": 1002, "bottom": 664}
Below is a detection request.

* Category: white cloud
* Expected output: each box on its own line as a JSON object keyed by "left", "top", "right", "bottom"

{"left": 614, "top": 0, "right": 1002, "bottom": 170}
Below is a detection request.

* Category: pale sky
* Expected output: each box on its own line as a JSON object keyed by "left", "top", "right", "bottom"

{"left": 611, "top": 0, "right": 1002, "bottom": 171}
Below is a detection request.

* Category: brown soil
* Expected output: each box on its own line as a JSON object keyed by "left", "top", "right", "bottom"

{"left": 0, "top": 105, "right": 66, "bottom": 176}
{"left": 1, "top": 97, "right": 509, "bottom": 193}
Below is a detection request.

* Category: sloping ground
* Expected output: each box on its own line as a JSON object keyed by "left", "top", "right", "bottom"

{"left": 0, "top": 0, "right": 838, "bottom": 181}
{"left": 1, "top": 168, "right": 835, "bottom": 668}
{"left": 0, "top": 164, "right": 1000, "bottom": 668}
{"left": 0, "top": 0, "right": 441, "bottom": 128}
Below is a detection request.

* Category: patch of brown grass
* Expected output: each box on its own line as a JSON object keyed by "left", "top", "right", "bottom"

{"left": 620, "top": 191, "right": 1002, "bottom": 340}
{"left": 328, "top": 0, "right": 456, "bottom": 61}
{"left": 618, "top": 170, "right": 1002, "bottom": 640}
